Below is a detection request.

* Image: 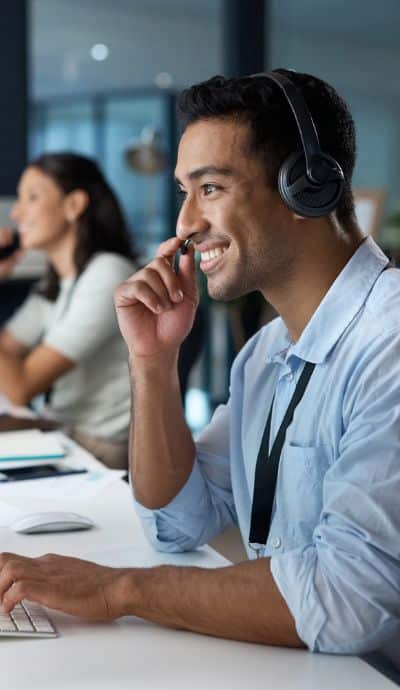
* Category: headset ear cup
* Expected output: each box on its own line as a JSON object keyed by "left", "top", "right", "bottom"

{"left": 278, "top": 152, "right": 344, "bottom": 218}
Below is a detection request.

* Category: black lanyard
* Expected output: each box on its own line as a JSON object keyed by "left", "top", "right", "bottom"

{"left": 248, "top": 361, "right": 316, "bottom": 557}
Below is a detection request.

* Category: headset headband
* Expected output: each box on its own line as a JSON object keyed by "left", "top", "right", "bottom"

{"left": 250, "top": 71, "right": 321, "bottom": 176}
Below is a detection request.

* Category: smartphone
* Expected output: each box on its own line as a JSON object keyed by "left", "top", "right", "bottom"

{"left": 0, "top": 230, "right": 20, "bottom": 260}
{"left": 0, "top": 464, "right": 87, "bottom": 483}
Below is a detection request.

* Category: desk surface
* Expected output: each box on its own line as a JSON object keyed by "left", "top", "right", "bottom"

{"left": 0, "top": 451, "right": 396, "bottom": 690}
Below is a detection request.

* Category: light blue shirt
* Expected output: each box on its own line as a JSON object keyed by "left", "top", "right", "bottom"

{"left": 134, "top": 237, "right": 400, "bottom": 655}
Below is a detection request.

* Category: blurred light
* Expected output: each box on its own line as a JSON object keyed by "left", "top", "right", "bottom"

{"left": 90, "top": 44, "right": 109, "bottom": 61}
{"left": 185, "top": 388, "right": 211, "bottom": 432}
{"left": 154, "top": 72, "right": 173, "bottom": 88}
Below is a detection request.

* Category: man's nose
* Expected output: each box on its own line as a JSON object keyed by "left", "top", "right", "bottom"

{"left": 176, "top": 195, "right": 209, "bottom": 241}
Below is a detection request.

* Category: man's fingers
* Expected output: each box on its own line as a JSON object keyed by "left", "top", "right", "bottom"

{"left": 0, "top": 556, "right": 29, "bottom": 601}
{"left": 146, "top": 259, "right": 184, "bottom": 304}
{"left": 155, "top": 236, "right": 182, "bottom": 259}
{"left": 116, "top": 279, "right": 168, "bottom": 314}
{"left": 115, "top": 260, "right": 186, "bottom": 313}
{"left": 1, "top": 579, "right": 38, "bottom": 613}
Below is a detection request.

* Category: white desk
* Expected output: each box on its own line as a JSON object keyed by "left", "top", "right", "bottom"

{"left": 0, "top": 448, "right": 397, "bottom": 690}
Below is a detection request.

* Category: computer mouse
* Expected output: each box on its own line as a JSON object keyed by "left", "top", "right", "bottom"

{"left": 11, "top": 511, "right": 95, "bottom": 534}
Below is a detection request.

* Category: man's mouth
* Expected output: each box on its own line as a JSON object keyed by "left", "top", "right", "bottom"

{"left": 198, "top": 243, "right": 230, "bottom": 273}
{"left": 200, "top": 245, "right": 228, "bottom": 262}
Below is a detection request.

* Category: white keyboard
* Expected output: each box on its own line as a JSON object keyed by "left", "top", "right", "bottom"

{"left": 0, "top": 600, "right": 57, "bottom": 638}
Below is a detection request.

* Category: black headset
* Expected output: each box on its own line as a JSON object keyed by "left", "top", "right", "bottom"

{"left": 251, "top": 71, "right": 345, "bottom": 218}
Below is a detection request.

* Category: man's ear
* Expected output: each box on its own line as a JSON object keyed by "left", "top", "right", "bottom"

{"left": 64, "top": 189, "right": 89, "bottom": 223}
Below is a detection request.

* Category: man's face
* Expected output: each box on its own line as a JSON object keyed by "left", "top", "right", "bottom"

{"left": 174, "top": 117, "right": 292, "bottom": 301}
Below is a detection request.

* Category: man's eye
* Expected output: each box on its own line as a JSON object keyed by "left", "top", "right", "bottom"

{"left": 202, "top": 183, "right": 218, "bottom": 195}
{"left": 176, "top": 188, "right": 187, "bottom": 204}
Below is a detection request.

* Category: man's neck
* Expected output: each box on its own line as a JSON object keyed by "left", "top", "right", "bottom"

{"left": 262, "top": 226, "right": 365, "bottom": 343}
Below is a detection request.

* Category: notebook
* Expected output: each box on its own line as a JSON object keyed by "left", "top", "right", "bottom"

{"left": 0, "top": 429, "right": 65, "bottom": 467}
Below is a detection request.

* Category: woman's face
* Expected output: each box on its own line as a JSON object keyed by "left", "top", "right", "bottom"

{"left": 11, "top": 166, "right": 74, "bottom": 252}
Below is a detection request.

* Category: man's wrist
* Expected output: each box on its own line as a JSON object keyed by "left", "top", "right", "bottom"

{"left": 107, "top": 568, "right": 146, "bottom": 619}
{"left": 129, "top": 351, "right": 179, "bottom": 388}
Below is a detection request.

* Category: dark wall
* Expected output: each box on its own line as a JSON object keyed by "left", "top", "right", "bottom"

{"left": 0, "top": 1, "right": 27, "bottom": 194}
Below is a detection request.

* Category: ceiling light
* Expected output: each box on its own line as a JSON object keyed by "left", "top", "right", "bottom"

{"left": 154, "top": 72, "right": 173, "bottom": 88}
{"left": 90, "top": 44, "right": 109, "bottom": 61}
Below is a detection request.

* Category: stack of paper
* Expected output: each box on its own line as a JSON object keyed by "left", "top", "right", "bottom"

{"left": 0, "top": 431, "right": 125, "bottom": 500}
{"left": 0, "top": 429, "right": 65, "bottom": 468}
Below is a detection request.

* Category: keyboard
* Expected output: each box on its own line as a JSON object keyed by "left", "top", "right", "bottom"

{"left": 0, "top": 600, "right": 57, "bottom": 638}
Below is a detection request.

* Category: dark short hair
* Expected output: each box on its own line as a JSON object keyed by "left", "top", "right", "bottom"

{"left": 177, "top": 69, "right": 357, "bottom": 228}
{"left": 29, "top": 152, "right": 137, "bottom": 299}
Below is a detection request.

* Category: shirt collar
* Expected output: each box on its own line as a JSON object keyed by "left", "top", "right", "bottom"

{"left": 288, "top": 237, "right": 390, "bottom": 365}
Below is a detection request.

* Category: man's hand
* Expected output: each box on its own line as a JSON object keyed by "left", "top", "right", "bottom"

{"left": 0, "top": 553, "right": 125, "bottom": 620}
{"left": 114, "top": 237, "right": 198, "bottom": 359}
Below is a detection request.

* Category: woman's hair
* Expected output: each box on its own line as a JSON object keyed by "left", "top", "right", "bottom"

{"left": 30, "top": 152, "right": 137, "bottom": 300}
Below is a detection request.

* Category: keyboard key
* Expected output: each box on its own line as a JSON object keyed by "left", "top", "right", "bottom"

{"left": 0, "top": 600, "right": 57, "bottom": 637}
{"left": 0, "top": 616, "right": 17, "bottom": 632}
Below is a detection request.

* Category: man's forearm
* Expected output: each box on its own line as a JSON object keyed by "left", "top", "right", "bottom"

{"left": 114, "top": 558, "right": 304, "bottom": 648}
{"left": 130, "top": 353, "right": 196, "bottom": 509}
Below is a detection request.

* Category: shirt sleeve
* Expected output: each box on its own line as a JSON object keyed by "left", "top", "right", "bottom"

{"left": 4, "top": 292, "right": 49, "bottom": 348}
{"left": 271, "top": 330, "right": 400, "bottom": 654}
{"left": 44, "top": 254, "right": 134, "bottom": 362}
{"left": 133, "top": 401, "right": 237, "bottom": 552}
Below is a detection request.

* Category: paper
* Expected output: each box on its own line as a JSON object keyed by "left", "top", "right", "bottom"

{"left": 0, "top": 431, "right": 124, "bottom": 499}
{"left": 0, "top": 429, "right": 66, "bottom": 466}
{"left": 0, "top": 499, "right": 24, "bottom": 527}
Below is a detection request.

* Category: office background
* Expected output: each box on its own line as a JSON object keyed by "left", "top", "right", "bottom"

{"left": 2, "top": 0, "right": 400, "bottom": 415}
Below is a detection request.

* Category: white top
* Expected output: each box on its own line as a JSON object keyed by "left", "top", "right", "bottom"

{"left": 6, "top": 253, "right": 135, "bottom": 440}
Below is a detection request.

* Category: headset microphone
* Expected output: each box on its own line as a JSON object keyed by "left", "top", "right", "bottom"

{"left": 251, "top": 71, "right": 345, "bottom": 218}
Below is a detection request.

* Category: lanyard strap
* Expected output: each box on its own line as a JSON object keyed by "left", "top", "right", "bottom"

{"left": 248, "top": 361, "right": 316, "bottom": 553}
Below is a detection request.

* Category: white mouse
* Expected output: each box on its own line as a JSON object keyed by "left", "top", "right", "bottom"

{"left": 11, "top": 511, "right": 95, "bottom": 534}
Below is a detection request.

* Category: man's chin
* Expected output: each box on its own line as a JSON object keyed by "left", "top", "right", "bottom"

{"left": 206, "top": 277, "right": 244, "bottom": 303}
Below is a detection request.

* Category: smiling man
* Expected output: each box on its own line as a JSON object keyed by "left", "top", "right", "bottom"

{"left": 1, "top": 70, "right": 400, "bottom": 656}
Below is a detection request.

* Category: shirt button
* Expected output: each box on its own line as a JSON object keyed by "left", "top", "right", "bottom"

{"left": 272, "top": 537, "right": 281, "bottom": 549}
{"left": 285, "top": 372, "right": 294, "bottom": 380}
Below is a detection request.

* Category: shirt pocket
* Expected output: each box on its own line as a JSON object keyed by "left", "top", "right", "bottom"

{"left": 277, "top": 443, "right": 333, "bottom": 542}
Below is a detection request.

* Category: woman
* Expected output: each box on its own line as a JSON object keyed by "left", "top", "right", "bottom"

{"left": 0, "top": 152, "right": 137, "bottom": 468}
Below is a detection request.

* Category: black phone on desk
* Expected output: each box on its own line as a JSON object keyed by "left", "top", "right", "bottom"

{"left": 0, "top": 464, "right": 87, "bottom": 482}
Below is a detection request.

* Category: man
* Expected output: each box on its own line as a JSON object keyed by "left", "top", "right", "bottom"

{"left": 1, "top": 70, "right": 399, "bottom": 655}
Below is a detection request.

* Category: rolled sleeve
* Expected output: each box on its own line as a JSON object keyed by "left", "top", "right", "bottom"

{"left": 134, "top": 461, "right": 214, "bottom": 552}
{"left": 271, "top": 536, "right": 400, "bottom": 654}
{"left": 271, "top": 547, "right": 327, "bottom": 651}
{"left": 133, "top": 403, "right": 237, "bottom": 552}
